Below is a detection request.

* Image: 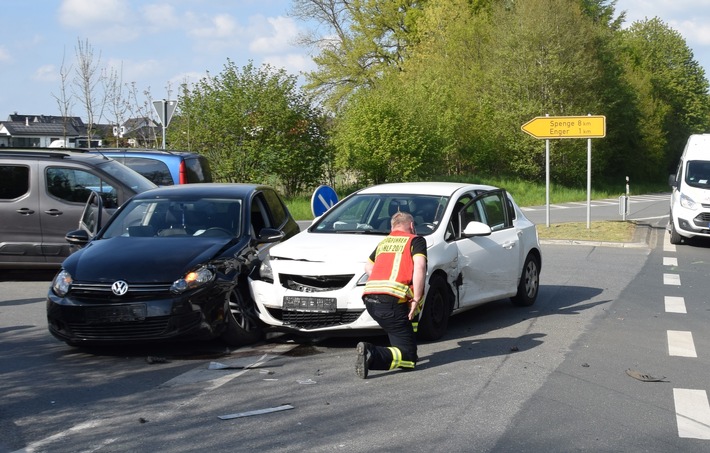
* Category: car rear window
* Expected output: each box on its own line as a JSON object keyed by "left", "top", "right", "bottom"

{"left": 122, "top": 157, "right": 174, "bottom": 185}
{"left": 184, "top": 156, "right": 212, "bottom": 183}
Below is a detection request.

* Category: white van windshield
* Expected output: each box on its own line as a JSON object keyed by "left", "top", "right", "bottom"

{"left": 685, "top": 160, "right": 710, "bottom": 188}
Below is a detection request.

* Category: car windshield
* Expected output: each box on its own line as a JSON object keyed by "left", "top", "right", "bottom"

{"left": 101, "top": 197, "right": 243, "bottom": 239}
{"left": 97, "top": 159, "right": 158, "bottom": 193}
{"left": 312, "top": 193, "right": 448, "bottom": 235}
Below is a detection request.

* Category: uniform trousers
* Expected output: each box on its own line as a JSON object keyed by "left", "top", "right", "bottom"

{"left": 363, "top": 294, "right": 418, "bottom": 370}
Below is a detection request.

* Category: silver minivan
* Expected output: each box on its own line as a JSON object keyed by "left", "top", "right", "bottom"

{"left": 0, "top": 149, "right": 156, "bottom": 268}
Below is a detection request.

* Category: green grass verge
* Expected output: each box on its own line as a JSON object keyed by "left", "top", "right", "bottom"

{"left": 536, "top": 221, "right": 637, "bottom": 242}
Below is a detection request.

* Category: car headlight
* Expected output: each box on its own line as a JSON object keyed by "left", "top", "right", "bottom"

{"left": 680, "top": 193, "right": 698, "bottom": 210}
{"left": 259, "top": 256, "right": 274, "bottom": 283}
{"left": 52, "top": 270, "right": 73, "bottom": 297}
{"left": 356, "top": 272, "right": 369, "bottom": 286}
{"left": 170, "top": 266, "right": 214, "bottom": 294}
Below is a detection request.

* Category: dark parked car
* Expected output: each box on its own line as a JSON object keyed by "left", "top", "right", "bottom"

{"left": 47, "top": 183, "right": 299, "bottom": 347}
{"left": 87, "top": 148, "right": 213, "bottom": 185}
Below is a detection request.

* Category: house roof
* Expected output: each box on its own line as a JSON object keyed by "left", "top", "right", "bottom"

{"left": 8, "top": 114, "right": 85, "bottom": 128}
{"left": 0, "top": 121, "right": 80, "bottom": 137}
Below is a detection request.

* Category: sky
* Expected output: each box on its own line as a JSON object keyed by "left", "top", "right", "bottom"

{"left": 1, "top": 0, "right": 709, "bottom": 121}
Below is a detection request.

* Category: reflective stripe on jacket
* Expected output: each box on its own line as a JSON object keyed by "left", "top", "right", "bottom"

{"left": 363, "top": 230, "right": 415, "bottom": 301}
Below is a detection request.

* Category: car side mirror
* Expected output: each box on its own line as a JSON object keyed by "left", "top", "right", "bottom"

{"left": 668, "top": 174, "right": 678, "bottom": 189}
{"left": 462, "top": 221, "right": 492, "bottom": 237}
{"left": 65, "top": 229, "right": 91, "bottom": 246}
{"left": 257, "top": 227, "right": 285, "bottom": 243}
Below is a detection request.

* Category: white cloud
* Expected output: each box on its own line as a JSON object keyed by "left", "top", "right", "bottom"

{"left": 58, "top": 0, "right": 130, "bottom": 28}
{"left": 676, "top": 19, "right": 710, "bottom": 46}
{"left": 33, "top": 64, "right": 58, "bottom": 82}
{"left": 189, "top": 13, "right": 241, "bottom": 39}
{"left": 168, "top": 71, "right": 209, "bottom": 89}
{"left": 250, "top": 16, "right": 299, "bottom": 54}
{"left": 141, "top": 3, "right": 180, "bottom": 31}
{"left": 264, "top": 53, "right": 316, "bottom": 76}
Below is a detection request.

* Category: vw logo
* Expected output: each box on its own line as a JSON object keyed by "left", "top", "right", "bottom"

{"left": 111, "top": 280, "right": 129, "bottom": 296}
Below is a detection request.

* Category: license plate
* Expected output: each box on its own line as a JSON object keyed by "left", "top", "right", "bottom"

{"left": 283, "top": 296, "right": 336, "bottom": 313}
{"left": 86, "top": 304, "right": 147, "bottom": 324}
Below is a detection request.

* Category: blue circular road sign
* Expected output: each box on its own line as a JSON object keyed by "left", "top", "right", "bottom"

{"left": 311, "top": 185, "right": 339, "bottom": 217}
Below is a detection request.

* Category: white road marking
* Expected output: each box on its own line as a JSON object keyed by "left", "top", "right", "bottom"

{"left": 674, "top": 388, "right": 710, "bottom": 439}
{"left": 11, "top": 420, "right": 103, "bottom": 453}
{"left": 663, "top": 257, "right": 678, "bottom": 266}
{"left": 664, "top": 296, "right": 687, "bottom": 314}
{"left": 664, "top": 273, "right": 681, "bottom": 286}
{"left": 667, "top": 330, "right": 697, "bottom": 357}
{"left": 663, "top": 234, "right": 676, "bottom": 253}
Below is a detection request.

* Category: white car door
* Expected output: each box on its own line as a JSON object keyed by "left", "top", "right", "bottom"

{"left": 453, "top": 190, "right": 520, "bottom": 307}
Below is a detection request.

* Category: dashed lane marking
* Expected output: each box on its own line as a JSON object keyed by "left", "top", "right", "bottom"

{"left": 663, "top": 234, "right": 676, "bottom": 253}
{"left": 664, "top": 257, "right": 678, "bottom": 266}
{"left": 674, "top": 389, "right": 710, "bottom": 439}
{"left": 664, "top": 296, "right": 687, "bottom": 314}
{"left": 663, "top": 273, "right": 681, "bottom": 286}
{"left": 667, "top": 330, "right": 697, "bottom": 358}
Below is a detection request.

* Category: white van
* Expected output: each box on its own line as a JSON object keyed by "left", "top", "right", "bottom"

{"left": 668, "top": 133, "right": 710, "bottom": 244}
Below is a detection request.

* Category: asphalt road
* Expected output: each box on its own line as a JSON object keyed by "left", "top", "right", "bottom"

{"left": 4, "top": 193, "right": 710, "bottom": 452}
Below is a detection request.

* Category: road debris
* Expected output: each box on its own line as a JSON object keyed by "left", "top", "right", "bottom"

{"left": 625, "top": 369, "right": 668, "bottom": 382}
{"left": 218, "top": 404, "right": 294, "bottom": 420}
{"left": 208, "top": 361, "right": 262, "bottom": 370}
{"left": 146, "top": 356, "right": 170, "bottom": 364}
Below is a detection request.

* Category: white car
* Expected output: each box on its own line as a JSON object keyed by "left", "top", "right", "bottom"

{"left": 249, "top": 182, "right": 542, "bottom": 340}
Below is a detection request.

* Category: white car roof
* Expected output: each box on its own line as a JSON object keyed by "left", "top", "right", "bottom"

{"left": 357, "top": 182, "right": 499, "bottom": 197}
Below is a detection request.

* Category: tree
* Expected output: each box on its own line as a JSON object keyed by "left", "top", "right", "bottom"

{"left": 169, "top": 60, "right": 330, "bottom": 195}
{"left": 332, "top": 75, "right": 443, "bottom": 184}
{"left": 291, "top": 0, "right": 427, "bottom": 110}
{"left": 473, "top": 0, "right": 609, "bottom": 185}
{"left": 104, "top": 63, "right": 127, "bottom": 147}
{"left": 124, "top": 82, "right": 159, "bottom": 147}
{"left": 73, "top": 38, "right": 106, "bottom": 144}
{"left": 51, "top": 48, "right": 74, "bottom": 145}
{"left": 619, "top": 18, "right": 710, "bottom": 174}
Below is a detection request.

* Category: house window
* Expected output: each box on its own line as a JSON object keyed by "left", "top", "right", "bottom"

{"left": 12, "top": 137, "right": 40, "bottom": 147}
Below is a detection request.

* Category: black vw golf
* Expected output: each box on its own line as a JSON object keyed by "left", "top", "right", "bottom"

{"left": 47, "top": 183, "right": 299, "bottom": 347}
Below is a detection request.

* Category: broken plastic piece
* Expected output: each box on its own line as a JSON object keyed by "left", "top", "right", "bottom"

{"left": 218, "top": 404, "right": 294, "bottom": 420}
{"left": 208, "top": 361, "right": 256, "bottom": 370}
{"left": 625, "top": 369, "right": 668, "bottom": 382}
{"left": 146, "top": 356, "right": 170, "bottom": 364}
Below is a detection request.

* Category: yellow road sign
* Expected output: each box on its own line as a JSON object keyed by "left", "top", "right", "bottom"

{"left": 521, "top": 115, "right": 606, "bottom": 139}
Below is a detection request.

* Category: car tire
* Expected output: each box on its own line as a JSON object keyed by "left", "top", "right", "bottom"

{"left": 511, "top": 253, "right": 540, "bottom": 307}
{"left": 222, "top": 287, "right": 264, "bottom": 346}
{"left": 669, "top": 215, "right": 683, "bottom": 245}
{"left": 417, "top": 275, "right": 451, "bottom": 341}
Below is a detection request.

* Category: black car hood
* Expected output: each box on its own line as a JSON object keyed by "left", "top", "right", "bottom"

{"left": 62, "top": 237, "right": 237, "bottom": 282}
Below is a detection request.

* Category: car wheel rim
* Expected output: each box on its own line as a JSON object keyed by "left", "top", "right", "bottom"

{"left": 525, "top": 261, "right": 539, "bottom": 298}
{"left": 228, "top": 289, "right": 258, "bottom": 332}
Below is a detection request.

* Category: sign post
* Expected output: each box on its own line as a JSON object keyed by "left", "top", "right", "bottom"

{"left": 521, "top": 114, "right": 606, "bottom": 228}
{"left": 152, "top": 99, "right": 178, "bottom": 149}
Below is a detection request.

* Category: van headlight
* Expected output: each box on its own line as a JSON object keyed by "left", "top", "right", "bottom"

{"left": 52, "top": 270, "right": 73, "bottom": 297}
{"left": 171, "top": 266, "right": 214, "bottom": 293}
{"left": 680, "top": 193, "right": 698, "bottom": 210}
